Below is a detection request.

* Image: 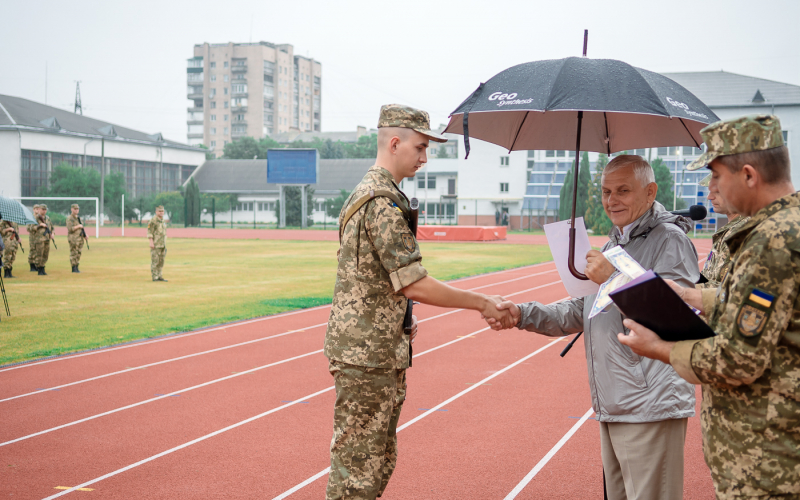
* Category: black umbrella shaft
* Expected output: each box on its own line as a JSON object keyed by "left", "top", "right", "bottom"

{"left": 569, "top": 111, "right": 589, "bottom": 281}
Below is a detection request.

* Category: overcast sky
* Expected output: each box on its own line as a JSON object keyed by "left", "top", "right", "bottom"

{"left": 2, "top": 0, "right": 798, "bottom": 143}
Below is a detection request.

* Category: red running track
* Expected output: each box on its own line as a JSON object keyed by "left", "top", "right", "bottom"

{"left": 0, "top": 243, "right": 715, "bottom": 499}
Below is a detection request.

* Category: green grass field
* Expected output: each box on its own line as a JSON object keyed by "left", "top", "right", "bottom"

{"left": 0, "top": 238, "right": 552, "bottom": 365}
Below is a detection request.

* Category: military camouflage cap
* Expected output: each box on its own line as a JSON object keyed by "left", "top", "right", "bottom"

{"left": 71, "top": 204, "right": 79, "bottom": 209}
{"left": 33, "top": 204, "right": 40, "bottom": 209}
{"left": 699, "top": 173, "right": 711, "bottom": 187}
{"left": 40, "top": 204, "right": 48, "bottom": 210}
{"left": 686, "top": 114, "right": 784, "bottom": 171}
{"left": 377, "top": 104, "right": 448, "bottom": 143}
{"left": 155, "top": 205, "right": 164, "bottom": 211}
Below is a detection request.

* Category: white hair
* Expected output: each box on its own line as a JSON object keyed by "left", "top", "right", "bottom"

{"left": 602, "top": 155, "right": 655, "bottom": 187}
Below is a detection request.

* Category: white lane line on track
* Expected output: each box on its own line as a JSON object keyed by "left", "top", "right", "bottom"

{"left": 0, "top": 323, "right": 328, "bottom": 403}
{"left": 503, "top": 407, "right": 595, "bottom": 500}
{"left": 1, "top": 277, "right": 562, "bottom": 404}
{"left": 41, "top": 319, "right": 554, "bottom": 500}
{"left": 1, "top": 281, "right": 566, "bottom": 445}
{"left": 0, "top": 262, "right": 557, "bottom": 374}
{"left": 271, "top": 337, "right": 567, "bottom": 500}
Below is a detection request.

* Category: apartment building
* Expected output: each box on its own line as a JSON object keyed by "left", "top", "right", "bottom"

{"left": 187, "top": 41, "right": 322, "bottom": 156}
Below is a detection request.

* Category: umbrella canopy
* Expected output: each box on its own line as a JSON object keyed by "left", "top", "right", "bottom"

{"left": 0, "top": 196, "right": 37, "bottom": 225}
{"left": 444, "top": 57, "right": 719, "bottom": 157}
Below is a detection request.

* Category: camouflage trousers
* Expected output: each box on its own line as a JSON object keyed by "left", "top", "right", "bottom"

{"left": 69, "top": 238, "right": 84, "bottom": 267}
{"left": 151, "top": 247, "right": 166, "bottom": 279}
{"left": 326, "top": 360, "right": 406, "bottom": 500}
{"left": 35, "top": 240, "right": 50, "bottom": 267}
{"left": 28, "top": 235, "right": 36, "bottom": 264}
{"left": 2, "top": 239, "right": 17, "bottom": 269}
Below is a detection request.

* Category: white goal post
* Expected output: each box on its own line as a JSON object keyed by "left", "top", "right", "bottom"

{"left": 12, "top": 197, "right": 99, "bottom": 238}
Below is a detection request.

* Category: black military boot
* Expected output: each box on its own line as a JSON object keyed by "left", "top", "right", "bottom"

{"left": 72, "top": 265, "right": 79, "bottom": 273}
{"left": 38, "top": 266, "right": 47, "bottom": 276}
{"left": 6, "top": 267, "right": 14, "bottom": 278}
{"left": 3, "top": 268, "right": 8, "bottom": 278}
{"left": 30, "top": 263, "right": 37, "bottom": 272}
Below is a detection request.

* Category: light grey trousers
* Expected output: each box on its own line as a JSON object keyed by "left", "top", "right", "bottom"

{"left": 600, "top": 418, "right": 688, "bottom": 500}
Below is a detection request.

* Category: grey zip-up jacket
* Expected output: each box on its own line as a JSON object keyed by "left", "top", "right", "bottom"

{"left": 519, "top": 202, "right": 698, "bottom": 423}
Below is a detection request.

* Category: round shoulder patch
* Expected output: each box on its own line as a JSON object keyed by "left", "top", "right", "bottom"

{"left": 737, "top": 304, "right": 768, "bottom": 337}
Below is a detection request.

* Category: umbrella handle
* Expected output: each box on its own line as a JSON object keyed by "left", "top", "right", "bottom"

{"left": 568, "top": 227, "right": 589, "bottom": 280}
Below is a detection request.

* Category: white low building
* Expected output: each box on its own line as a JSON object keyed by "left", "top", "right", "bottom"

{"left": 0, "top": 94, "right": 207, "bottom": 200}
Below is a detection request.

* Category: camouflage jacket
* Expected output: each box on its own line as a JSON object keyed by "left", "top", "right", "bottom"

{"left": 324, "top": 165, "right": 427, "bottom": 370}
{"left": 32, "top": 216, "right": 53, "bottom": 241}
{"left": 1, "top": 220, "right": 18, "bottom": 246}
{"left": 147, "top": 217, "right": 167, "bottom": 248}
{"left": 698, "top": 215, "right": 750, "bottom": 288}
{"left": 66, "top": 214, "right": 83, "bottom": 243}
{"left": 671, "top": 192, "right": 800, "bottom": 499}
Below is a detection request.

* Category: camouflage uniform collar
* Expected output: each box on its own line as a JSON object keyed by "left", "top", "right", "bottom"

{"left": 724, "top": 192, "right": 800, "bottom": 253}
{"left": 370, "top": 164, "right": 404, "bottom": 193}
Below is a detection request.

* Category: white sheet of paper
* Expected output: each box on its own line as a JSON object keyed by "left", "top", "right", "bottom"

{"left": 544, "top": 217, "right": 600, "bottom": 298}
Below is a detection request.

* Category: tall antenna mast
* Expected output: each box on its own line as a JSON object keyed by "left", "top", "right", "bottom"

{"left": 74, "top": 81, "right": 83, "bottom": 115}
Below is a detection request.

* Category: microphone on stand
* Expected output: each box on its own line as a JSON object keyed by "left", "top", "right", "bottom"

{"left": 671, "top": 205, "right": 707, "bottom": 221}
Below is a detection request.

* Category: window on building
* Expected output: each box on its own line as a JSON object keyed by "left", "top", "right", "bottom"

{"left": 224, "top": 114, "right": 228, "bottom": 121}
{"left": 224, "top": 140, "right": 229, "bottom": 145}
{"left": 232, "top": 84, "right": 247, "bottom": 93}
{"left": 211, "top": 141, "right": 216, "bottom": 148}
{"left": 783, "top": 131, "right": 789, "bottom": 145}
{"left": 527, "top": 160, "right": 535, "bottom": 171}
{"left": 161, "top": 163, "right": 180, "bottom": 191}
{"left": 224, "top": 87, "right": 228, "bottom": 95}
{"left": 224, "top": 101, "right": 229, "bottom": 109}
{"left": 209, "top": 89, "right": 216, "bottom": 98}
{"left": 546, "top": 150, "right": 555, "bottom": 157}
{"left": 223, "top": 74, "right": 229, "bottom": 82}
{"left": 417, "top": 176, "right": 436, "bottom": 189}
{"left": 224, "top": 127, "right": 229, "bottom": 134}
{"left": 500, "top": 156, "right": 509, "bottom": 166}
{"left": 258, "top": 202, "right": 276, "bottom": 211}
{"left": 224, "top": 61, "right": 229, "bottom": 68}
{"left": 211, "top": 128, "right": 216, "bottom": 134}
{"left": 211, "top": 115, "right": 216, "bottom": 121}
{"left": 500, "top": 182, "right": 509, "bottom": 193}
{"left": 210, "top": 75, "right": 216, "bottom": 82}
{"left": 21, "top": 150, "right": 49, "bottom": 197}
{"left": 235, "top": 114, "right": 244, "bottom": 121}
{"left": 210, "top": 101, "right": 216, "bottom": 109}
{"left": 210, "top": 62, "right": 216, "bottom": 69}
{"left": 683, "top": 146, "right": 701, "bottom": 156}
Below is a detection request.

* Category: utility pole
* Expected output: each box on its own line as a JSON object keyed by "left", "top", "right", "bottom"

{"left": 74, "top": 81, "right": 83, "bottom": 115}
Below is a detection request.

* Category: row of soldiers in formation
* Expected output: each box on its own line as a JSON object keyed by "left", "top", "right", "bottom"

{"left": 0, "top": 204, "right": 87, "bottom": 278}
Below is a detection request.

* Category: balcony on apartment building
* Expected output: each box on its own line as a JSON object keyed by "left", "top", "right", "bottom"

{"left": 231, "top": 62, "right": 248, "bottom": 73}
{"left": 187, "top": 85, "right": 203, "bottom": 100}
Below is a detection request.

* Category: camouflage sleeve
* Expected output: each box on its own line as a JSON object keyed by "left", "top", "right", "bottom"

{"left": 672, "top": 235, "right": 800, "bottom": 387}
{"left": 365, "top": 197, "right": 427, "bottom": 292}
{"left": 146, "top": 220, "right": 156, "bottom": 239}
{"left": 66, "top": 217, "right": 76, "bottom": 233}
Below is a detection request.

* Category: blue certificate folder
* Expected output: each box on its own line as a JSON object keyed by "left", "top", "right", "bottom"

{"left": 609, "top": 270, "right": 716, "bottom": 341}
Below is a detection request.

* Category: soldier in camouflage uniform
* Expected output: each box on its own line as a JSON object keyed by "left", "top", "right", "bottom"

{"left": 619, "top": 115, "right": 800, "bottom": 499}
{"left": 66, "top": 204, "right": 85, "bottom": 273}
{"left": 147, "top": 206, "right": 167, "bottom": 282}
{"left": 697, "top": 174, "right": 750, "bottom": 288}
{"left": 27, "top": 204, "right": 40, "bottom": 272}
{"left": 33, "top": 204, "right": 54, "bottom": 276}
{"left": 324, "top": 104, "right": 514, "bottom": 500}
{"left": 1, "top": 214, "right": 20, "bottom": 278}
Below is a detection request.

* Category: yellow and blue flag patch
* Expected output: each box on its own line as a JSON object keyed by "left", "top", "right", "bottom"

{"left": 748, "top": 289, "right": 774, "bottom": 308}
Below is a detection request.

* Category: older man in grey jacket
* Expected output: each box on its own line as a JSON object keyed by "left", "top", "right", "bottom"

{"left": 489, "top": 155, "right": 698, "bottom": 500}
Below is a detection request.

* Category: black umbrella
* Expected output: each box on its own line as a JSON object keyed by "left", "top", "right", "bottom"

{"left": 444, "top": 34, "right": 718, "bottom": 279}
{"left": 0, "top": 196, "right": 36, "bottom": 225}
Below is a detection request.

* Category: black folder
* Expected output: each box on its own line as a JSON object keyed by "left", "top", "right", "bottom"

{"left": 609, "top": 270, "right": 715, "bottom": 341}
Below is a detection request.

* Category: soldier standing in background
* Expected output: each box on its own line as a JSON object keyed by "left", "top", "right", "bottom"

{"left": 697, "top": 173, "right": 750, "bottom": 288}
{"left": 324, "top": 104, "right": 514, "bottom": 500}
{"left": 147, "top": 205, "right": 167, "bottom": 282}
{"left": 28, "top": 204, "right": 40, "bottom": 272}
{"left": 619, "top": 115, "right": 800, "bottom": 499}
{"left": 66, "top": 204, "right": 85, "bottom": 273}
{"left": 34, "top": 204, "right": 54, "bottom": 276}
{"left": 1, "top": 213, "right": 20, "bottom": 278}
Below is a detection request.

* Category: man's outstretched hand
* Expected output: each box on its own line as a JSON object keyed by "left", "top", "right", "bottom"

{"left": 483, "top": 300, "right": 520, "bottom": 330}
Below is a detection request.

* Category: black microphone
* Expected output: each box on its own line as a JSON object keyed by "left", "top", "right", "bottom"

{"left": 671, "top": 205, "right": 707, "bottom": 221}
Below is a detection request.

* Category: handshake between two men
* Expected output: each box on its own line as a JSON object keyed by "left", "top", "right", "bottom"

{"left": 482, "top": 249, "right": 615, "bottom": 331}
